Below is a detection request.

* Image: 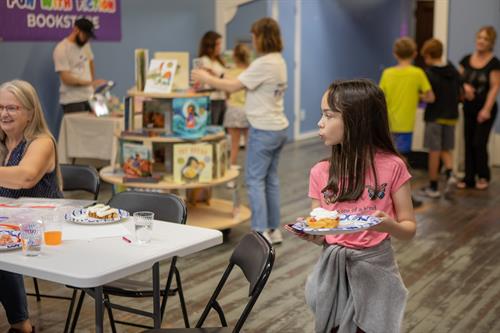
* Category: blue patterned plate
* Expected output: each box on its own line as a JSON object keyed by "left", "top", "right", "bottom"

{"left": 292, "top": 214, "right": 381, "bottom": 235}
{"left": 65, "top": 208, "right": 130, "bottom": 225}
{"left": 0, "top": 224, "right": 22, "bottom": 251}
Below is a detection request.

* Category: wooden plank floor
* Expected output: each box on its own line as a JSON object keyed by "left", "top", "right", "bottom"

{"left": 1, "top": 137, "right": 499, "bottom": 332}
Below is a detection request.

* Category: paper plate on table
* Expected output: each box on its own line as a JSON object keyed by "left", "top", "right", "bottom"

{"left": 291, "top": 214, "right": 381, "bottom": 235}
{"left": 65, "top": 208, "right": 130, "bottom": 225}
{"left": 0, "top": 223, "right": 22, "bottom": 251}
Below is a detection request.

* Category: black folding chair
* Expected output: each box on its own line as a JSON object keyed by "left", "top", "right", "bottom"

{"left": 66, "top": 191, "right": 190, "bottom": 332}
{"left": 29, "top": 164, "right": 100, "bottom": 303}
{"left": 141, "top": 231, "right": 275, "bottom": 333}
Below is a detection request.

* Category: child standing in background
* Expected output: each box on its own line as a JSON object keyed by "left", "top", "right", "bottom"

{"left": 419, "top": 38, "right": 461, "bottom": 197}
{"left": 198, "top": 31, "right": 227, "bottom": 125}
{"left": 224, "top": 44, "right": 251, "bottom": 171}
{"left": 286, "top": 80, "right": 416, "bottom": 333}
{"left": 379, "top": 37, "right": 435, "bottom": 206}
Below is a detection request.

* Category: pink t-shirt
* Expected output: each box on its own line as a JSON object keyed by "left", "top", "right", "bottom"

{"left": 308, "top": 152, "right": 411, "bottom": 249}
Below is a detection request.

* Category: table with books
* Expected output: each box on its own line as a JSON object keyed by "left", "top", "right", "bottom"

{"left": 99, "top": 89, "right": 251, "bottom": 231}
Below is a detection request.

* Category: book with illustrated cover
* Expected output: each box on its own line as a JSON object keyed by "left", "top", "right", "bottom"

{"left": 173, "top": 143, "right": 213, "bottom": 184}
{"left": 144, "top": 59, "right": 178, "bottom": 93}
{"left": 121, "top": 142, "right": 159, "bottom": 182}
{"left": 213, "top": 138, "right": 229, "bottom": 179}
{"left": 172, "top": 96, "right": 210, "bottom": 139}
{"left": 143, "top": 99, "right": 172, "bottom": 134}
{"left": 154, "top": 52, "right": 190, "bottom": 90}
{"left": 134, "top": 49, "right": 149, "bottom": 91}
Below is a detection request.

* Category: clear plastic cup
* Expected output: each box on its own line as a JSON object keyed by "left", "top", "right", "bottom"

{"left": 43, "top": 214, "right": 62, "bottom": 246}
{"left": 20, "top": 221, "right": 43, "bottom": 256}
{"left": 134, "top": 211, "right": 154, "bottom": 244}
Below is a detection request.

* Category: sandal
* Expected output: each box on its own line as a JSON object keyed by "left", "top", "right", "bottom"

{"left": 456, "top": 181, "right": 467, "bottom": 189}
{"left": 475, "top": 178, "right": 489, "bottom": 190}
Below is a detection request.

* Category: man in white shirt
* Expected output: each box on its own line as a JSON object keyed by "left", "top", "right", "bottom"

{"left": 53, "top": 18, "right": 106, "bottom": 113}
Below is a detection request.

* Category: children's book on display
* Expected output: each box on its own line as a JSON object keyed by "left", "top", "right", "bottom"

{"left": 213, "top": 138, "right": 229, "bottom": 179}
{"left": 121, "top": 142, "right": 160, "bottom": 183}
{"left": 134, "top": 49, "right": 149, "bottom": 91}
{"left": 173, "top": 143, "right": 213, "bottom": 184}
{"left": 143, "top": 99, "right": 172, "bottom": 134}
{"left": 144, "top": 59, "right": 178, "bottom": 94}
{"left": 172, "top": 96, "right": 210, "bottom": 139}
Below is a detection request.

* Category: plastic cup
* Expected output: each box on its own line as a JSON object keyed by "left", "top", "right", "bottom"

{"left": 20, "top": 221, "right": 43, "bottom": 256}
{"left": 134, "top": 211, "right": 154, "bottom": 244}
{"left": 43, "top": 214, "right": 62, "bottom": 246}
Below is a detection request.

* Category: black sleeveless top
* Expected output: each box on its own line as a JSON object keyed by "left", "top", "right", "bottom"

{"left": 0, "top": 139, "right": 63, "bottom": 199}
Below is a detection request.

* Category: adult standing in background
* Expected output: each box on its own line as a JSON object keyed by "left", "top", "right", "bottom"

{"left": 193, "top": 17, "right": 288, "bottom": 244}
{"left": 53, "top": 18, "right": 106, "bottom": 114}
{"left": 458, "top": 26, "right": 500, "bottom": 190}
{"left": 198, "top": 31, "right": 227, "bottom": 125}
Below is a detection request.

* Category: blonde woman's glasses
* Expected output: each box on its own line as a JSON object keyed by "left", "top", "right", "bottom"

{"left": 0, "top": 105, "right": 22, "bottom": 114}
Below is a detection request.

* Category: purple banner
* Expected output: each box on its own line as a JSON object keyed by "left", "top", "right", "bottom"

{"left": 0, "top": 0, "right": 121, "bottom": 41}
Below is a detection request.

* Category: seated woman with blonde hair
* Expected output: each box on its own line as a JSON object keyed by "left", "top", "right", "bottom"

{"left": 0, "top": 79, "right": 63, "bottom": 333}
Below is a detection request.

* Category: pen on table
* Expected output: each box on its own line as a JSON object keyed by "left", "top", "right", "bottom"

{"left": 122, "top": 236, "right": 132, "bottom": 243}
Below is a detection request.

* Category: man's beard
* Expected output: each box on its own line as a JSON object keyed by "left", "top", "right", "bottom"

{"left": 75, "top": 35, "right": 88, "bottom": 47}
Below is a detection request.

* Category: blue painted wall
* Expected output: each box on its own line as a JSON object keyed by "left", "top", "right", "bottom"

{"left": 278, "top": 0, "right": 296, "bottom": 140}
{"left": 0, "top": 0, "right": 215, "bottom": 137}
{"left": 448, "top": 0, "right": 500, "bottom": 132}
{"left": 226, "top": 0, "right": 267, "bottom": 49}
{"left": 299, "top": 0, "right": 407, "bottom": 134}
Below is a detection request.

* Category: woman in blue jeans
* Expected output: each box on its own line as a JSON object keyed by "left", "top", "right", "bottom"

{"left": 192, "top": 17, "right": 289, "bottom": 244}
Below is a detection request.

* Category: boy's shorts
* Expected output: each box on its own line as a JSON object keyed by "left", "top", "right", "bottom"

{"left": 424, "top": 122, "right": 455, "bottom": 151}
{"left": 392, "top": 132, "right": 413, "bottom": 154}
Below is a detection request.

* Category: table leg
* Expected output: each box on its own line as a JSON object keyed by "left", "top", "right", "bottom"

{"left": 153, "top": 262, "right": 161, "bottom": 328}
{"left": 94, "top": 286, "right": 104, "bottom": 333}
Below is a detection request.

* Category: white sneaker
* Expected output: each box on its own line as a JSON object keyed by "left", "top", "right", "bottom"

{"left": 269, "top": 229, "right": 283, "bottom": 244}
{"left": 262, "top": 231, "right": 272, "bottom": 244}
{"left": 420, "top": 186, "right": 441, "bottom": 198}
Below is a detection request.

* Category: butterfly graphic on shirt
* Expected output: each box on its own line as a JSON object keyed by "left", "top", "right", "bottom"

{"left": 366, "top": 183, "right": 387, "bottom": 200}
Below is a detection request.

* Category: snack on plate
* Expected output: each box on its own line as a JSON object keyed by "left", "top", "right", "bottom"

{"left": 87, "top": 204, "right": 118, "bottom": 219}
{"left": 0, "top": 224, "right": 21, "bottom": 246}
{"left": 306, "top": 208, "right": 340, "bottom": 229}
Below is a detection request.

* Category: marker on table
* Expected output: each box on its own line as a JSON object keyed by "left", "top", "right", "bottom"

{"left": 122, "top": 236, "right": 132, "bottom": 243}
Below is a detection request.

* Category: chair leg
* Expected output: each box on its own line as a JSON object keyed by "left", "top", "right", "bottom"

{"left": 70, "top": 290, "right": 86, "bottom": 333}
{"left": 160, "top": 263, "right": 176, "bottom": 322}
{"left": 33, "top": 278, "right": 41, "bottom": 302}
{"left": 104, "top": 294, "right": 117, "bottom": 333}
{"left": 175, "top": 267, "right": 190, "bottom": 328}
{"left": 63, "top": 289, "right": 78, "bottom": 333}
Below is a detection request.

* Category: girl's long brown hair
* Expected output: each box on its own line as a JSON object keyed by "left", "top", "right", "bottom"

{"left": 198, "top": 31, "right": 225, "bottom": 66}
{"left": 322, "top": 79, "right": 404, "bottom": 202}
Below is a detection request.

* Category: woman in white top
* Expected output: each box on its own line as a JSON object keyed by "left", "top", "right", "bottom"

{"left": 192, "top": 18, "right": 289, "bottom": 244}
{"left": 198, "top": 31, "right": 227, "bottom": 125}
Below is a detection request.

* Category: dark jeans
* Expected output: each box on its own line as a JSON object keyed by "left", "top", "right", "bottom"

{"left": 463, "top": 105, "right": 498, "bottom": 186}
{"left": 0, "top": 270, "right": 29, "bottom": 325}
{"left": 61, "top": 101, "right": 91, "bottom": 114}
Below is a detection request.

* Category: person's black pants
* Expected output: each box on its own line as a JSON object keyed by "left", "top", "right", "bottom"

{"left": 463, "top": 105, "right": 497, "bottom": 186}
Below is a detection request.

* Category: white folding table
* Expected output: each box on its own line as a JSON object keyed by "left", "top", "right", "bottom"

{"left": 0, "top": 217, "right": 223, "bottom": 332}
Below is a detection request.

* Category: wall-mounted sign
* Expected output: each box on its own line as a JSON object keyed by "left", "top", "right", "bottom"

{"left": 0, "top": 0, "right": 121, "bottom": 41}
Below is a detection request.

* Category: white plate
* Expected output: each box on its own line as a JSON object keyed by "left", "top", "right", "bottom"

{"left": 0, "top": 224, "right": 22, "bottom": 251}
{"left": 65, "top": 208, "right": 130, "bottom": 225}
{"left": 292, "top": 214, "right": 381, "bottom": 235}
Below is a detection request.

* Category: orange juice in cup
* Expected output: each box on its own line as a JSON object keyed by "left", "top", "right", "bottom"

{"left": 43, "top": 213, "right": 62, "bottom": 246}
{"left": 44, "top": 230, "right": 62, "bottom": 245}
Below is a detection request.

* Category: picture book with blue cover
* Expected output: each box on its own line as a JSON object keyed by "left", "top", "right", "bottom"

{"left": 172, "top": 96, "right": 209, "bottom": 139}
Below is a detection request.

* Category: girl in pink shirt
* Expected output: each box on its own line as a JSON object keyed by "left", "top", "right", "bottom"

{"left": 286, "top": 79, "right": 416, "bottom": 333}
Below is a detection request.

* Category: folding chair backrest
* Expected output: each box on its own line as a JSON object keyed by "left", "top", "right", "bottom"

{"left": 108, "top": 191, "right": 187, "bottom": 224}
{"left": 197, "top": 232, "right": 275, "bottom": 332}
{"left": 60, "top": 164, "right": 100, "bottom": 200}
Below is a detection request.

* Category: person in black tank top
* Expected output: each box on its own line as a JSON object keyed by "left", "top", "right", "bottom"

{"left": 458, "top": 26, "right": 500, "bottom": 190}
{"left": 0, "top": 80, "right": 63, "bottom": 333}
